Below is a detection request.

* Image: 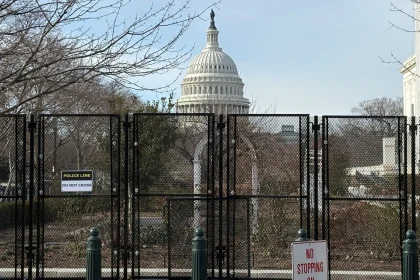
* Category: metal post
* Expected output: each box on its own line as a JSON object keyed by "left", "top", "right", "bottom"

{"left": 123, "top": 113, "right": 129, "bottom": 280}
{"left": 312, "top": 116, "right": 320, "bottom": 240}
{"left": 217, "top": 114, "right": 224, "bottom": 278}
{"left": 28, "top": 114, "right": 35, "bottom": 280}
{"left": 86, "top": 227, "right": 102, "bottom": 280}
{"left": 192, "top": 228, "right": 207, "bottom": 280}
{"left": 295, "top": 229, "right": 309, "bottom": 242}
{"left": 410, "top": 116, "right": 417, "bottom": 232}
{"left": 402, "top": 230, "right": 419, "bottom": 280}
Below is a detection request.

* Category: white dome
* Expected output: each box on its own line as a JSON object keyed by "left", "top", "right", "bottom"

{"left": 186, "top": 51, "right": 238, "bottom": 75}
{"left": 176, "top": 10, "right": 250, "bottom": 115}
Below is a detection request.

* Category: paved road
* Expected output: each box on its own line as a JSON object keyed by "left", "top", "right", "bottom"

{"left": 0, "top": 268, "right": 404, "bottom": 279}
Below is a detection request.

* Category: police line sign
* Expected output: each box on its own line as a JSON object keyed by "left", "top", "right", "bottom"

{"left": 61, "top": 170, "right": 93, "bottom": 192}
{"left": 292, "top": 240, "right": 328, "bottom": 280}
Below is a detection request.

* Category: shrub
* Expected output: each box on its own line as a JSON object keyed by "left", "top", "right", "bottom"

{"left": 0, "top": 196, "right": 111, "bottom": 230}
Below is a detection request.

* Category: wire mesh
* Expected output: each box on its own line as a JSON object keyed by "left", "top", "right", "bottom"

{"left": 0, "top": 115, "right": 26, "bottom": 279}
{"left": 323, "top": 116, "right": 407, "bottom": 274}
{"left": 227, "top": 198, "right": 250, "bottom": 278}
{"left": 407, "top": 116, "right": 417, "bottom": 232}
{"left": 131, "top": 114, "right": 214, "bottom": 278}
{"left": 227, "top": 115, "right": 310, "bottom": 278}
{"left": 133, "top": 114, "right": 213, "bottom": 196}
{"left": 37, "top": 115, "right": 120, "bottom": 278}
{"left": 1, "top": 113, "right": 416, "bottom": 279}
{"left": 167, "top": 198, "right": 214, "bottom": 277}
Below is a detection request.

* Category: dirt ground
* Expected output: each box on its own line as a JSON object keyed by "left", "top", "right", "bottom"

{"left": 0, "top": 212, "right": 402, "bottom": 274}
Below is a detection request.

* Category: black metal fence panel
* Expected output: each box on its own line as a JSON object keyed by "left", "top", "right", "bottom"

{"left": 408, "top": 116, "right": 419, "bottom": 232}
{"left": 131, "top": 113, "right": 215, "bottom": 279}
{"left": 36, "top": 115, "right": 121, "bottom": 279}
{"left": 322, "top": 116, "right": 407, "bottom": 275}
{"left": 167, "top": 198, "right": 215, "bottom": 278}
{"left": 0, "top": 115, "right": 26, "bottom": 280}
{"left": 0, "top": 113, "right": 415, "bottom": 280}
{"left": 227, "top": 115, "right": 310, "bottom": 278}
{"left": 226, "top": 197, "right": 250, "bottom": 278}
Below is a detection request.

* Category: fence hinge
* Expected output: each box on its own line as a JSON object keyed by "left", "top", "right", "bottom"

{"left": 312, "top": 123, "right": 320, "bottom": 132}
{"left": 217, "top": 122, "right": 226, "bottom": 129}
{"left": 123, "top": 120, "right": 131, "bottom": 129}
{"left": 409, "top": 123, "right": 417, "bottom": 134}
{"left": 28, "top": 121, "right": 36, "bottom": 129}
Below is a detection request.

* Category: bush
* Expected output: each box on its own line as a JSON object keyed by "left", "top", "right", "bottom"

{"left": 0, "top": 196, "right": 111, "bottom": 230}
{"left": 0, "top": 202, "right": 20, "bottom": 230}
{"left": 140, "top": 224, "right": 167, "bottom": 245}
{"left": 329, "top": 201, "right": 400, "bottom": 260}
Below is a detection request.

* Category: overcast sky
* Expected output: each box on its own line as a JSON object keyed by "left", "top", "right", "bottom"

{"left": 123, "top": 0, "right": 415, "bottom": 115}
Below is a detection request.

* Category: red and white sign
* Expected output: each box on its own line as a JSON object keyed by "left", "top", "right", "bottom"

{"left": 292, "top": 241, "right": 328, "bottom": 280}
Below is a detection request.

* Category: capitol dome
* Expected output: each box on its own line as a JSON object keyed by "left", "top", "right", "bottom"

{"left": 176, "top": 10, "right": 250, "bottom": 115}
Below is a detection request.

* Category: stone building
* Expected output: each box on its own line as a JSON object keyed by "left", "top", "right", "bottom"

{"left": 401, "top": 3, "right": 420, "bottom": 173}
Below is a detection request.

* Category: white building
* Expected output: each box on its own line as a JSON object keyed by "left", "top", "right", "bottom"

{"left": 401, "top": 54, "right": 417, "bottom": 117}
{"left": 176, "top": 10, "right": 250, "bottom": 114}
{"left": 400, "top": 3, "right": 420, "bottom": 173}
{"left": 401, "top": 2, "right": 420, "bottom": 118}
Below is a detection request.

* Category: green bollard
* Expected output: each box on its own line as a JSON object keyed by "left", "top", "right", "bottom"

{"left": 86, "top": 227, "right": 102, "bottom": 280}
{"left": 192, "top": 228, "right": 207, "bottom": 280}
{"left": 295, "top": 228, "right": 309, "bottom": 242}
{"left": 403, "top": 230, "right": 419, "bottom": 280}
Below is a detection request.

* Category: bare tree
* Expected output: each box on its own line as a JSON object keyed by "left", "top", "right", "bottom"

{"left": 381, "top": 1, "right": 420, "bottom": 72}
{"left": 332, "top": 97, "right": 405, "bottom": 169}
{"left": 349, "top": 97, "right": 403, "bottom": 138}
{"left": 351, "top": 97, "right": 403, "bottom": 117}
{"left": 0, "top": 0, "right": 219, "bottom": 114}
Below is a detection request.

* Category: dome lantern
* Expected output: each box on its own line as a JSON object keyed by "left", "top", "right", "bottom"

{"left": 205, "top": 9, "right": 220, "bottom": 51}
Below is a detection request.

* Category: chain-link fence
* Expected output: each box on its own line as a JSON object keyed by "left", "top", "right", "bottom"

{"left": 0, "top": 113, "right": 415, "bottom": 280}
{"left": 131, "top": 113, "right": 214, "bottom": 279}
{"left": 36, "top": 114, "right": 121, "bottom": 278}
{"left": 0, "top": 115, "right": 26, "bottom": 279}
{"left": 227, "top": 115, "right": 310, "bottom": 278}
{"left": 322, "top": 116, "right": 406, "bottom": 276}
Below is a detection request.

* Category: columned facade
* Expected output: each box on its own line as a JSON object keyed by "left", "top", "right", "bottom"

{"left": 401, "top": 55, "right": 417, "bottom": 117}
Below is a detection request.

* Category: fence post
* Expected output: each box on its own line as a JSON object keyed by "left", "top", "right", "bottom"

{"left": 295, "top": 229, "right": 309, "bottom": 242}
{"left": 403, "top": 230, "right": 419, "bottom": 280}
{"left": 86, "top": 227, "right": 102, "bottom": 280}
{"left": 192, "top": 228, "right": 207, "bottom": 280}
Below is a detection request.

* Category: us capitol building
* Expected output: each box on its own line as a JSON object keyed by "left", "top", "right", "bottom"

{"left": 176, "top": 10, "right": 250, "bottom": 114}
